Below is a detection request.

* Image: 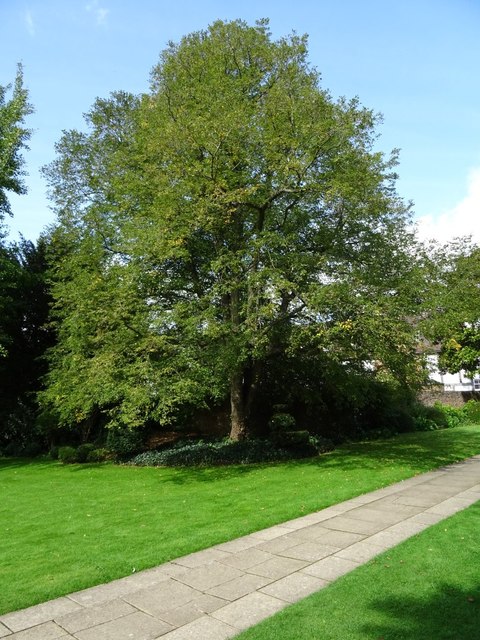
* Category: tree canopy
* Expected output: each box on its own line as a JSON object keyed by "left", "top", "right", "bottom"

{"left": 0, "top": 65, "right": 32, "bottom": 221}
{"left": 43, "top": 20, "right": 422, "bottom": 440}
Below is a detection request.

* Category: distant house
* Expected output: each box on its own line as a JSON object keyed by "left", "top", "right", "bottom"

{"left": 426, "top": 354, "right": 480, "bottom": 393}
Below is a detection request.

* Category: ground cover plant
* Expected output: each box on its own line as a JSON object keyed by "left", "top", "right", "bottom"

{"left": 1, "top": 424, "right": 480, "bottom": 615}
{"left": 237, "top": 501, "right": 480, "bottom": 640}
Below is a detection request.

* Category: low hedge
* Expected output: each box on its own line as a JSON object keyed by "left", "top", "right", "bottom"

{"left": 128, "top": 437, "right": 332, "bottom": 467}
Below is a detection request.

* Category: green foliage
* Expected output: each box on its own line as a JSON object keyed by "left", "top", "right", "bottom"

{"left": 0, "top": 238, "right": 54, "bottom": 451}
{"left": 106, "top": 427, "right": 144, "bottom": 458}
{"left": 435, "top": 402, "right": 466, "bottom": 428}
{"left": 86, "top": 447, "right": 110, "bottom": 462}
{"left": 412, "top": 402, "right": 469, "bottom": 431}
{"left": 412, "top": 404, "right": 449, "bottom": 431}
{"left": 423, "top": 243, "right": 480, "bottom": 377}
{"left": 0, "top": 64, "right": 33, "bottom": 219}
{"left": 129, "top": 437, "right": 318, "bottom": 467}
{"left": 308, "top": 434, "right": 335, "bottom": 453}
{"left": 49, "top": 446, "right": 59, "bottom": 460}
{"left": 439, "top": 327, "right": 480, "bottom": 377}
{"left": 58, "top": 446, "right": 78, "bottom": 464}
{"left": 462, "top": 399, "right": 480, "bottom": 424}
{"left": 76, "top": 443, "right": 96, "bottom": 463}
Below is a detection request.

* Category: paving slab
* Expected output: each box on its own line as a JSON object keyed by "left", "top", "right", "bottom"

{"left": 206, "top": 574, "right": 273, "bottom": 602}
{"left": 277, "top": 506, "right": 348, "bottom": 529}
{"left": 365, "top": 529, "right": 416, "bottom": 548}
{"left": 392, "top": 494, "right": 449, "bottom": 508}
{"left": 211, "top": 592, "right": 286, "bottom": 630}
{"left": 300, "top": 555, "right": 360, "bottom": 581}
{"left": 73, "top": 611, "right": 173, "bottom": 640}
{"left": 156, "top": 594, "right": 227, "bottom": 627}
{"left": 160, "top": 616, "right": 237, "bottom": 640}
{"left": 319, "top": 515, "right": 386, "bottom": 535}
{"left": 214, "top": 536, "right": 260, "bottom": 554}
{"left": 174, "top": 549, "right": 232, "bottom": 568}
{"left": 362, "top": 499, "right": 424, "bottom": 516}
{"left": 249, "top": 525, "right": 295, "bottom": 541}
{"left": 345, "top": 506, "right": 407, "bottom": 525}
{"left": 259, "top": 572, "right": 329, "bottom": 603}
{"left": 123, "top": 579, "right": 201, "bottom": 616}
{"left": 426, "top": 496, "right": 477, "bottom": 516}
{"left": 277, "top": 541, "right": 341, "bottom": 562}
{"left": 246, "top": 556, "right": 309, "bottom": 580}
{"left": 334, "top": 541, "right": 385, "bottom": 563}
{"left": 68, "top": 578, "right": 163, "bottom": 607}
{"left": 6, "top": 621, "right": 70, "bottom": 640}
{"left": 0, "top": 598, "right": 82, "bottom": 633}
{"left": 253, "top": 533, "right": 306, "bottom": 554}
{"left": 174, "top": 562, "right": 244, "bottom": 591}
{"left": 55, "top": 599, "right": 135, "bottom": 634}
{"left": 407, "top": 512, "right": 446, "bottom": 526}
{"left": 0, "top": 623, "right": 11, "bottom": 638}
{"left": 218, "top": 548, "right": 274, "bottom": 570}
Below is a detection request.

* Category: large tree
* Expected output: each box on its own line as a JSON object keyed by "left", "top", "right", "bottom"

{"left": 43, "top": 20, "right": 421, "bottom": 439}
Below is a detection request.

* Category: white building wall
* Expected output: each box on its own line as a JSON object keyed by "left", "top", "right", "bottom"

{"left": 426, "top": 355, "right": 480, "bottom": 392}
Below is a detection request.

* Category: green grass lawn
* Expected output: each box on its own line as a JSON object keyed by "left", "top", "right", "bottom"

{"left": 1, "top": 424, "right": 480, "bottom": 615}
{"left": 237, "top": 501, "right": 480, "bottom": 640}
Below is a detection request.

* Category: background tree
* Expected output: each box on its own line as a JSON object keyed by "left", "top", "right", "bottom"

{"left": 0, "top": 66, "right": 54, "bottom": 453}
{"left": 423, "top": 242, "right": 480, "bottom": 377}
{"left": 0, "top": 64, "right": 33, "bottom": 357}
{"left": 0, "top": 64, "right": 32, "bottom": 220}
{"left": 43, "top": 20, "right": 422, "bottom": 440}
{"left": 0, "top": 237, "right": 54, "bottom": 452}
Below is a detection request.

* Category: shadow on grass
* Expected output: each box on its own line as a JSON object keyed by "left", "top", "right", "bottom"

{"left": 157, "top": 426, "right": 480, "bottom": 485}
{"left": 362, "top": 583, "right": 480, "bottom": 639}
{"left": 2, "top": 425, "right": 479, "bottom": 485}
{"left": 0, "top": 457, "right": 56, "bottom": 472}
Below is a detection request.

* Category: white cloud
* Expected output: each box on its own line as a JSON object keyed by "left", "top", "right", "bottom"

{"left": 85, "top": 1, "right": 109, "bottom": 26}
{"left": 25, "top": 9, "right": 35, "bottom": 36}
{"left": 415, "top": 167, "right": 480, "bottom": 245}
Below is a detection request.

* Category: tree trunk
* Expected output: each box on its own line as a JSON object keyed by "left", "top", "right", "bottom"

{"left": 229, "top": 359, "right": 264, "bottom": 441}
{"left": 229, "top": 371, "right": 248, "bottom": 441}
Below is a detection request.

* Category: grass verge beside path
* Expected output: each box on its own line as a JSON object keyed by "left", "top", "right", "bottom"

{"left": 237, "top": 501, "right": 480, "bottom": 640}
{"left": 1, "top": 424, "right": 480, "bottom": 614}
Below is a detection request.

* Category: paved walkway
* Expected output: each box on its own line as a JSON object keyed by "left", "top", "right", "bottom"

{"left": 2, "top": 456, "right": 480, "bottom": 640}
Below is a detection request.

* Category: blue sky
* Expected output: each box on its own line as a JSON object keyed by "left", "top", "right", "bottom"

{"left": 1, "top": 0, "right": 479, "bottom": 242}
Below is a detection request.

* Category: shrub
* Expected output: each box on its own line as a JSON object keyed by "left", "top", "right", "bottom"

{"left": 462, "top": 399, "right": 480, "bottom": 424}
{"left": 76, "top": 443, "right": 96, "bottom": 463}
{"left": 58, "top": 446, "right": 78, "bottom": 464}
{"left": 434, "top": 403, "right": 466, "bottom": 428}
{"left": 106, "top": 427, "right": 144, "bottom": 459}
{"left": 412, "top": 402, "right": 469, "bottom": 431}
{"left": 129, "top": 437, "right": 319, "bottom": 467}
{"left": 2, "top": 441, "right": 24, "bottom": 457}
{"left": 49, "top": 446, "right": 59, "bottom": 460}
{"left": 412, "top": 404, "right": 449, "bottom": 431}
{"left": 269, "top": 411, "right": 296, "bottom": 432}
{"left": 308, "top": 435, "right": 335, "bottom": 453}
{"left": 86, "top": 447, "right": 110, "bottom": 463}
{"left": 22, "top": 442, "right": 42, "bottom": 458}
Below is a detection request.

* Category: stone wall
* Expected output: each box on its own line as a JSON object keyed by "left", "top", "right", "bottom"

{"left": 419, "top": 384, "right": 480, "bottom": 407}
